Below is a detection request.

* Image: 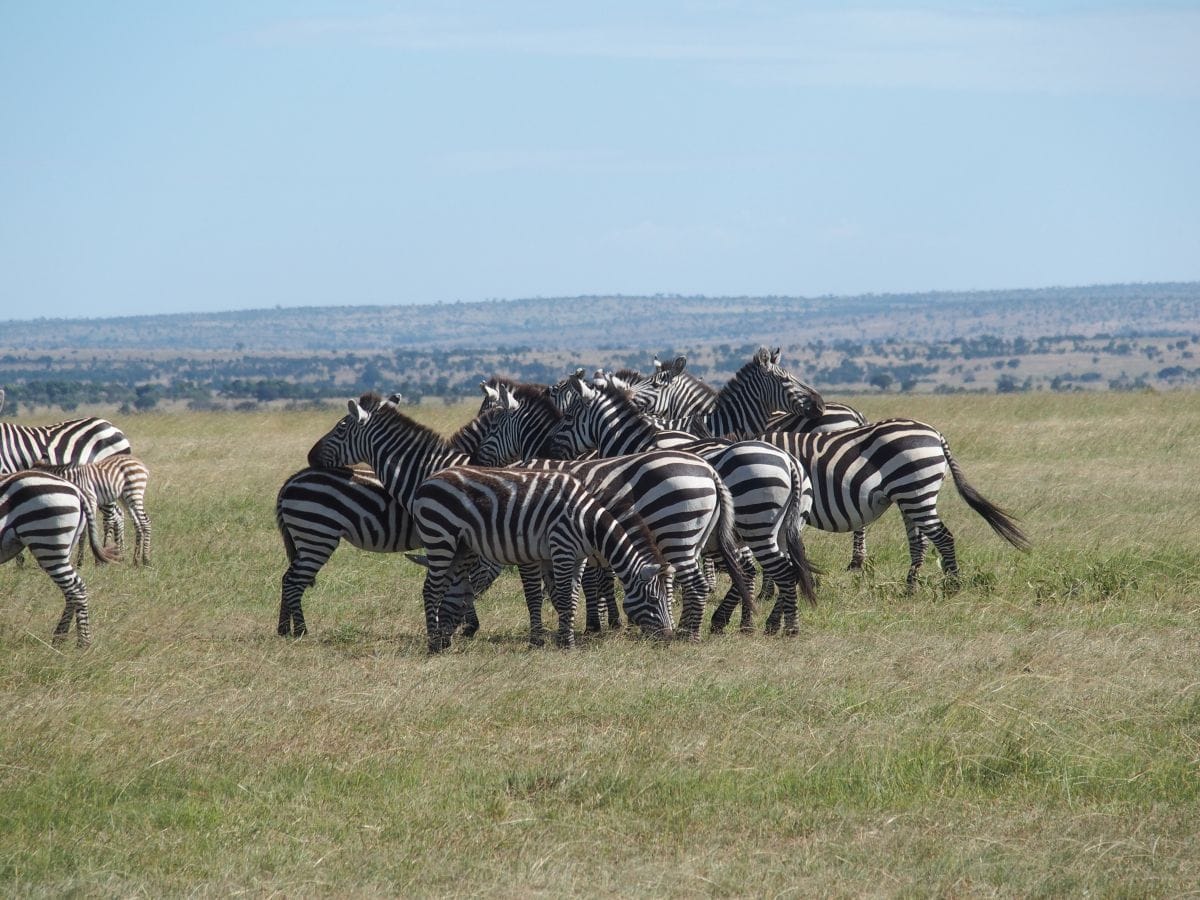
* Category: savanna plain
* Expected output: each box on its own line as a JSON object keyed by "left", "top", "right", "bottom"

{"left": 2, "top": 391, "right": 1198, "bottom": 897}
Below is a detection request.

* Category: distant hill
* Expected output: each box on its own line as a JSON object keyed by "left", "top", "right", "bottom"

{"left": 2, "top": 283, "right": 1198, "bottom": 412}
{"left": 3, "top": 283, "right": 1198, "bottom": 353}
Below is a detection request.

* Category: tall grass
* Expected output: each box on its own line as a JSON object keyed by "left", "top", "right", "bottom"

{"left": 2, "top": 392, "right": 1198, "bottom": 896}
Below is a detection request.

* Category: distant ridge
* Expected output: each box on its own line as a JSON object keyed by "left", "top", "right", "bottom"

{"left": 2, "top": 283, "right": 1197, "bottom": 352}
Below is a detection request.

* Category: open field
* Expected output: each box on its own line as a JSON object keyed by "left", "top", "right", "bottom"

{"left": 2, "top": 392, "right": 1199, "bottom": 896}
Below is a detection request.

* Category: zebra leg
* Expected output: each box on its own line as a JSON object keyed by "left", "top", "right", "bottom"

{"left": 103, "top": 504, "right": 125, "bottom": 556}
{"left": 604, "top": 567, "right": 621, "bottom": 630}
{"left": 130, "top": 500, "right": 151, "bottom": 566}
{"left": 923, "top": 522, "right": 960, "bottom": 593}
{"left": 277, "top": 536, "right": 339, "bottom": 637}
{"left": 675, "top": 562, "right": 709, "bottom": 641}
{"left": 848, "top": 528, "right": 867, "bottom": 571}
{"left": 519, "top": 564, "right": 548, "bottom": 647}
{"left": 550, "top": 559, "right": 586, "bottom": 649}
{"left": 904, "top": 526, "right": 930, "bottom": 593}
{"left": 582, "top": 564, "right": 604, "bottom": 633}
{"left": 460, "top": 558, "right": 502, "bottom": 638}
{"left": 710, "top": 549, "right": 757, "bottom": 634}
{"left": 50, "top": 573, "right": 91, "bottom": 649}
{"left": 279, "top": 566, "right": 313, "bottom": 637}
{"left": 762, "top": 559, "right": 799, "bottom": 636}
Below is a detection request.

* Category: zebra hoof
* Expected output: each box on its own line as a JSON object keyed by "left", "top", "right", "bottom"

{"left": 763, "top": 620, "right": 781, "bottom": 636}
{"left": 738, "top": 621, "right": 756, "bottom": 635}
{"left": 459, "top": 623, "right": 479, "bottom": 639}
{"left": 427, "top": 635, "right": 452, "bottom": 654}
{"left": 554, "top": 633, "right": 576, "bottom": 650}
{"left": 584, "top": 622, "right": 603, "bottom": 634}
{"left": 674, "top": 629, "right": 701, "bottom": 644}
{"left": 783, "top": 625, "right": 800, "bottom": 637}
{"left": 710, "top": 623, "right": 726, "bottom": 636}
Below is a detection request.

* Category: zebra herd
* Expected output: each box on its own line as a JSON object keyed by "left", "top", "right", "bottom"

{"left": 281, "top": 347, "right": 1030, "bottom": 653}
{"left": 0, "top": 393, "right": 152, "bottom": 647}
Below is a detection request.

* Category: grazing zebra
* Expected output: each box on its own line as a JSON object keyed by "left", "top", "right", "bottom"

{"left": 34, "top": 456, "right": 152, "bottom": 565}
{"left": 473, "top": 383, "right": 752, "bottom": 638}
{"left": 548, "top": 375, "right": 818, "bottom": 635}
{"left": 412, "top": 466, "right": 675, "bottom": 652}
{"left": 275, "top": 464, "right": 491, "bottom": 638}
{"left": 759, "top": 420, "right": 1031, "bottom": 590}
{"left": 1, "top": 470, "right": 118, "bottom": 647}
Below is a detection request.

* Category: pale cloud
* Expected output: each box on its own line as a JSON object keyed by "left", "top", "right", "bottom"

{"left": 252, "top": 6, "right": 1200, "bottom": 96}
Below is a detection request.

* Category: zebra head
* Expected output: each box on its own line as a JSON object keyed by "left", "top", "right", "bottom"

{"left": 307, "top": 395, "right": 381, "bottom": 468}
{"left": 546, "top": 374, "right": 605, "bottom": 458}
{"left": 630, "top": 355, "right": 687, "bottom": 417}
{"left": 546, "top": 368, "right": 587, "bottom": 414}
{"left": 748, "top": 347, "right": 825, "bottom": 420}
{"left": 474, "top": 383, "right": 522, "bottom": 466}
{"left": 622, "top": 561, "right": 676, "bottom": 641}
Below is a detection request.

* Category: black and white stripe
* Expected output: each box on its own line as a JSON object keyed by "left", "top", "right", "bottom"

{"left": 760, "top": 420, "right": 1031, "bottom": 589}
{"left": 548, "top": 376, "right": 818, "bottom": 634}
{"left": 631, "top": 348, "right": 824, "bottom": 440}
{"left": 274, "top": 464, "right": 492, "bottom": 638}
{"left": 0, "top": 470, "right": 118, "bottom": 647}
{"left": 413, "top": 466, "right": 675, "bottom": 652}
{"left": 0, "top": 416, "right": 132, "bottom": 473}
{"left": 34, "top": 456, "right": 152, "bottom": 565}
{"left": 473, "top": 383, "right": 752, "bottom": 638}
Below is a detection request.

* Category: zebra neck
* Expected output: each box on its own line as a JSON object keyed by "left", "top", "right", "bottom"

{"left": 706, "top": 380, "right": 768, "bottom": 439}
{"left": 373, "top": 445, "right": 468, "bottom": 505}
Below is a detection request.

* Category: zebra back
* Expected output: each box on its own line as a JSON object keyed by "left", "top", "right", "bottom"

{"left": 0, "top": 416, "right": 131, "bottom": 473}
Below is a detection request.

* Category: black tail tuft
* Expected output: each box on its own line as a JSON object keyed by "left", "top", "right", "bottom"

{"left": 943, "top": 438, "right": 1032, "bottom": 552}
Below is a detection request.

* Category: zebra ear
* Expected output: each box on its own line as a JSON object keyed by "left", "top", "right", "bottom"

{"left": 652, "top": 355, "right": 662, "bottom": 372}
{"left": 387, "top": 392, "right": 403, "bottom": 406}
{"left": 668, "top": 356, "right": 686, "bottom": 377}
{"left": 348, "top": 399, "right": 371, "bottom": 424}
{"left": 754, "top": 347, "right": 771, "bottom": 365}
{"left": 480, "top": 382, "right": 500, "bottom": 405}
{"left": 770, "top": 347, "right": 782, "bottom": 364}
{"left": 499, "top": 382, "right": 519, "bottom": 412}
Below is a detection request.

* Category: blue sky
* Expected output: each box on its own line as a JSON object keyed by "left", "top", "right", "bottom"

{"left": 1, "top": 2, "right": 1198, "bottom": 319}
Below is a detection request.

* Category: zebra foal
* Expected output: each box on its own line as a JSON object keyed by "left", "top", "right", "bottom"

{"left": 1, "top": 470, "right": 118, "bottom": 647}
{"left": 412, "top": 466, "right": 675, "bottom": 652}
{"left": 34, "top": 455, "right": 152, "bottom": 565}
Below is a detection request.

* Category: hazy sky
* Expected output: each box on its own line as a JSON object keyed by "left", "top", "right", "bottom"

{"left": 2, "top": 2, "right": 1198, "bottom": 319}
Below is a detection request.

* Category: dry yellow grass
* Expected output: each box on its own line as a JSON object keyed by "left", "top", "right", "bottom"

{"left": 2, "top": 392, "right": 1198, "bottom": 896}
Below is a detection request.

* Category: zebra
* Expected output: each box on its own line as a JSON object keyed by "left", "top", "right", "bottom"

{"left": 1, "top": 413, "right": 133, "bottom": 553}
{"left": 759, "top": 420, "right": 1031, "bottom": 591}
{"left": 0, "top": 415, "right": 132, "bottom": 473}
{"left": 306, "top": 395, "right": 563, "bottom": 639}
{"left": 279, "top": 400, "right": 495, "bottom": 637}
{"left": 34, "top": 456, "right": 152, "bottom": 566}
{"left": 628, "top": 348, "right": 824, "bottom": 440}
{"left": 473, "top": 382, "right": 753, "bottom": 638}
{"left": 275, "top": 464, "right": 493, "bottom": 638}
{"left": 1, "top": 470, "right": 118, "bottom": 648}
{"left": 547, "top": 375, "right": 818, "bottom": 635}
{"left": 412, "top": 466, "right": 675, "bottom": 652}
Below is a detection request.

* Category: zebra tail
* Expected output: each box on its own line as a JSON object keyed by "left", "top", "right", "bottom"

{"left": 782, "top": 475, "right": 820, "bottom": 606}
{"left": 713, "top": 477, "right": 753, "bottom": 611}
{"left": 274, "top": 495, "right": 298, "bottom": 564}
{"left": 942, "top": 437, "right": 1032, "bottom": 552}
{"left": 83, "top": 498, "right": 120, "bottom": 564}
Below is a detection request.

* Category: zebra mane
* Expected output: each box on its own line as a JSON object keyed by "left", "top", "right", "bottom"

{"left": 612, "top": 368, "right": 643, "bottom": 382}
{"left": 483, "top": 377, "right": 549, "bottom": 400}
{"left": 364, "top": 394, "right": 461, "bottom": 454}
{"left": 518, "top": 386, "right": 562, "bottom": 423}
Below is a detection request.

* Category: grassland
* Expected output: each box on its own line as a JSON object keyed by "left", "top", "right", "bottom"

{"left": 2, "top": 392, "right": 1198, "bottom": 897}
